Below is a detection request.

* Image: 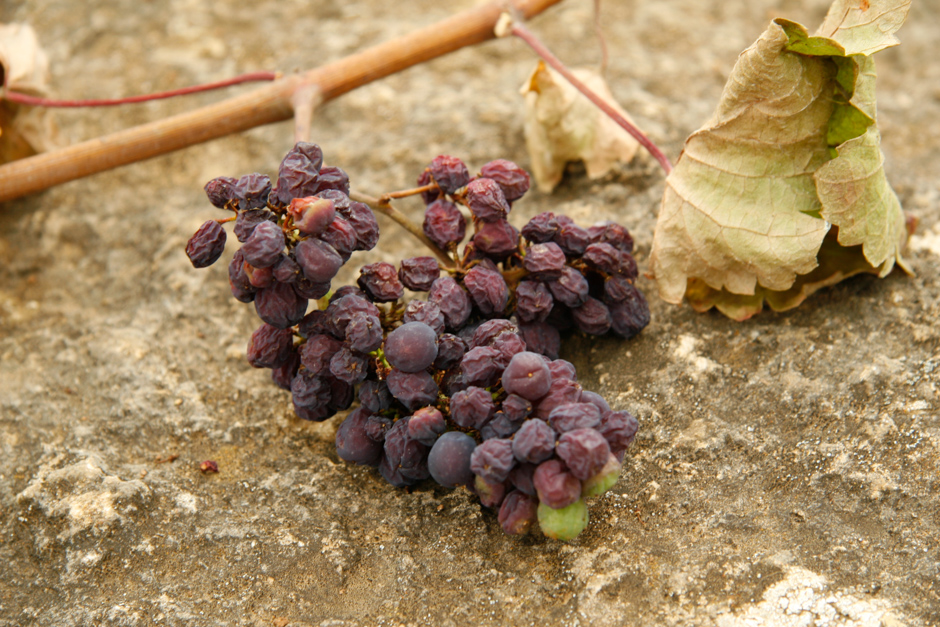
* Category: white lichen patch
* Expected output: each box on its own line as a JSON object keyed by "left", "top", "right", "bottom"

{"left": 673, "top": 334, "right": 720, "bottom": 378}
{"left": 17, "top": 453, "right": 151, "bottom": 540}
{"left": 715, "top": 566, "right": 907, "bottom": 627}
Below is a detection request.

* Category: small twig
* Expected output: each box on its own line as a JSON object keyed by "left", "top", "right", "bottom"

{"left": 291, "top": 84, "right": 322, "bottom": 144}
{"left": 350, "top": 190, "right": 455, "bottom": 269}
{"left": 380, "top": 183, "right": 439, "bottom": 202}
{"left": 506, "top": 19, "right": 673, "bottom": 175}
{"left": 2, "top": 72, "right": 279, "bottom": 107}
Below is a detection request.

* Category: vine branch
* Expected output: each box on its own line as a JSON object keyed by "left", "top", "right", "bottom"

{"left": 0, "top": 0, "right": 562, "bottom": 205}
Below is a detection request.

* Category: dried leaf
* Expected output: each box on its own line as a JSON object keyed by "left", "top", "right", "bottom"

{"left": 648, "top": 0, "right": 910, "bottom": 318}
{"left": 0, "top": 22, "right": 58, "bottom": 163}
{"left": 521, "top": 61, "right": 639, "bottom": 192}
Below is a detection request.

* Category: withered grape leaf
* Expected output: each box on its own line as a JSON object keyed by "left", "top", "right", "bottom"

{"left": 648, "top": 0, "right": 910, "bottom": 319}
{"left": 521, "top": 61, "right": 639, "bottom": 193}
{"left": 0, "top": 22, "right": 58, "bottom": 164}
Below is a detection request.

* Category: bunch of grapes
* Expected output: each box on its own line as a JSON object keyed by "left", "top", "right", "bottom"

{"left": 186, "top": 145, "right": 647, "bottom": 540}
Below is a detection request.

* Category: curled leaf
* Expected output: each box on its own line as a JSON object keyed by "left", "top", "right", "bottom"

{"left": 0, "top": 22, "right": 58, "bottom": 163}
{"left": 648, "top": 0, "right": 910, "bottom": 319}
{"left": 521, "top": 61, "right": 639, "bottom": 193}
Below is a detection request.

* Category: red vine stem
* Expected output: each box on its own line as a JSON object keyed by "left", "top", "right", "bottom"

{"left": 0, "top": 0, "right": 563, "bottom": 204}
{"left": 2, "top": 72, "right": 279, "bottom": 107}
{"left": 508, "top": 21, "right": 673, "bottom": 175}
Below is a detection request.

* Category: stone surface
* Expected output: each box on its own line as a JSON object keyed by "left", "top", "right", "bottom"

{"left": 1, "top": 0, "right": 938, "bottom": 625}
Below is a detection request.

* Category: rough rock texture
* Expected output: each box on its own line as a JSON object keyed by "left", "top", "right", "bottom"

{"left": 1, "top": 0, "right": 938, "bottom": 625}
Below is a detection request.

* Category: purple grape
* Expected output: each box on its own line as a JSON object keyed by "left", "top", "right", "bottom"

{"left": 204, "top": 176, "right": 238, "bottom": 208}
{"left": 384, "top": 418, "right": 430, "bottom": 482}
{"left": 521, "top": 212, "right": 558, "bottom": 243}
{"left": 450, "top": 386, "right": 495, "bottom": 430}
{"left": 515, "top": 281, "right": 553, "bottom": 323}
{"left": 274, "top": 142, "right": 323, "bottom": 204}
{"left": 428, "top": 276, "right": 471, "bottom": 330}
{"left": 234, "top": 208, "right": 276, "bottom": 243}
{"left": 535, "top": 378, "right": 583, "bottom": 419}
{"left": 501, "top": 351, "right": 553, "bottom": 401}
{"left": 583, "top": 242, "right": 623, "bottom": 275}
{"left": 384, "top": 322, "right": 438, "bottom": 373}
{"left": 511, "top": 418, "right": 556, "bottom": 465}
{"left": 463, "top": 265, "right": 509, "bottom": 317}
{"left": 234, "top": 173, "right": 272, "bottom": 210}
{"left": 423, "top": 199, "right": 467, "bottom": 249}
{"left": 293, "top": 277, "right": 331, "bottom": 300}
{"left": 358, "top": 262, "right": 404, "bottom": 302}
{"left": 330, "top": 285, "right": 367, "bottom": 303}
{"left": 335, "top": 408, "right": 383, "bottom": 467}
{"left": 403, "top": 300, "right": 445, "bottom": 336}
{"left": 385, "top": 368, "right": 439, "bottom": 410}
{"left": 608, "top": 285, "right": 650, "bottom": 339}
{"left": 288, "top": 196, "right": 335, "bottom": 236}
{"left": 271, "top": 349, "right": 300, "bottom": 391}
{"left": 479, "top": 159, "right": 530, "bottom": 202}
{"left": 344, "top": 201, "right": 380, "bottom": 251}
{"left": 408, "top": 406, "right": 446, "bottom": 446}
{"left": 298, "top": 309, "right": 333, "bottom": 339}
{"left": 433, "top": 333, "right": 466, "bottom": 370}
{"left": 470, "top": 319, "right": 517, "bottom": 348}
{"left": 597, "top": 410, "right": 639, "bottom": 458}
{"left": 548, "top": 266, "right": 589, "bottom": 308}
{"left": 272, "top": 255, "right": 303, "bottom": 284}
{"left": 186, "top": 220, "right": 227, "bottom": 268}
{"left": 556, "top": 428, "right": 611, "bottom": 480}
{"left": 429, "top": 155, "right": 470, "bottom": 194}
{"left": 466, "top": 178, "right": 510, "bottom": 222}
{"left": 228, "top": 249, "right": 256, "bottom": 302}
{"left": 572, "top": 297, "right": 612, "bottom": 335}
{"left": 498, "top": 491, "right": 538, "bottom": 535}
{"left": 241, "top": 221, "right": 285, "bottom": 269}
{"left": 470, "top": 438, "right": 515, "bottom": 483}
{"left": 359, "top": 379, "right": 393, "bottom": 414}
{"left": 481, "top": 412, "right": 523, "bottom": 440}
{"left": 588, "top": 220, "right": 634, "bottom": 253}
{"left": 312, "top": 166, "right": 350, "bottom": 195}
{"left": 294, "top": 401, "right": 331, "bottom": 422}
{"left": 344, "top": 313, "right": 383, "bottom": 354}
{"left": 299, "top": 334, "right": 343, "bottom": 376}
{"left": 326, "top": 294, "right": 381, "bottom": 336}
{"left": 428, "top": 431, "right": 477, "bottom": 488}
{"left": 290, "top": 369, "right": 329, "bottom": 408}
{"left": 247, "top": 265, "right": 275, "bottom": 289}
{"left": 328, "top": 377, "right": 354, "bottom": 412}
{"left": 294, "top": 238, "right": 342, "bottom": 283}
{"left": 320, "top": 217, "right": 358, "bottom": 261}
{"left": 254, "top": 281, "right": 308, "bottom": 329}
{"left": 552, "top": 215, "right": 590, "bottom": 256}
{"left": 533, "top": 459, "right": 581, "bottom": 509}
{"left": 417, "top": 169, "right": 441, "bottom": 205}
{"left": 508, "top": 463, "right": 537, "bottom": 496}
{"left": 399, "top": 257, "right": 440, "bottom": 292}
{"left": 474, "top": 475, "right": 507, "bottom": 508}
{"left": 523, "top": 242, "right": 566, "bottom": 280}
{"left": 548, "top": 359, "right": 577, "bottom": 381}
{"left": 502, "top": 394, "right": 532, "bottom": 422}
{"left": 329, "top": 347, "right": 368, "bottom": 384}
{"left": 365, "top": 415, "right": 392, "bottom": 443}
{"left": 617, "top": 253, "right": 639, "bottom": 281}
{"left": 548, "top": 402, "right": 602, "bottom": 433}
{"left": 472, "top": 220, "right": 519, "bottom": 260}
{"left": 580, "top": 390, "right": 612, "bottom": 417}
{"left": 518, "top": 322, "right": 560, "bottom": 359}
{"left": 544, "top": 302, "right": 574, "bottom": 331}
{"left": 491, "top": 332, "right": 526, "bottom": 367}
{"left": 460, "top": 346, "right": 503, "bottom": 387}
{"left": 247, "top": 323, "right": 294, "bottom": 369}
